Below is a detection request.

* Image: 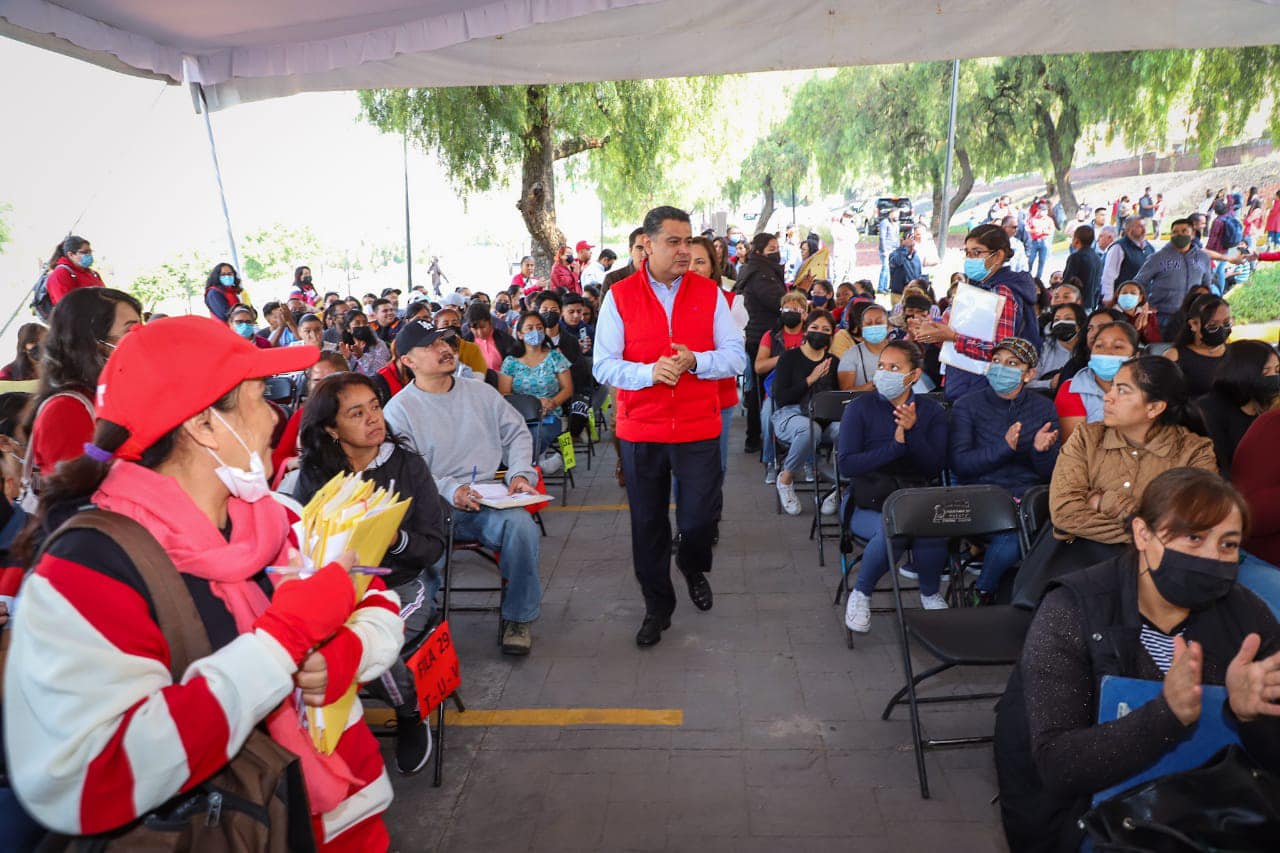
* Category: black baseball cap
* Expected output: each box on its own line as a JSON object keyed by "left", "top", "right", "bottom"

{"left": 394, "top": 319, "right": 455, "bottom": 355}
{"left": 381, "top": 287, "right": 402, "bottom": 297}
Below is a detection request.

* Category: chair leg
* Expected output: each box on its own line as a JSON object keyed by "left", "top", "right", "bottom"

{"left": 886, "top": 531, "right": 932, "bottom": 799}
{"left": 432, "top": 693, "right": 450, "bottom": 787}
{"left": 533, "top": 512, "right": 547, "bottom": 537}
{"left": 880, "top": 662, "right": 957, "bottom": 719}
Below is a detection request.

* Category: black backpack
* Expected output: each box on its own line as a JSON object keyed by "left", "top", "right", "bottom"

{"left": 31, "top": 264, "right": 71, "bottom": 322}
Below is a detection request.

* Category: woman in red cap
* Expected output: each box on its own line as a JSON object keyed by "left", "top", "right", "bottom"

{"left": 5, "top": 317, "right": 402, "bottom": 851}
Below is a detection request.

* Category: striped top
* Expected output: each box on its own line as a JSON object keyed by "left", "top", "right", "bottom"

{"left": 1139, "top": 620, "right": 1185, "bottom": 674}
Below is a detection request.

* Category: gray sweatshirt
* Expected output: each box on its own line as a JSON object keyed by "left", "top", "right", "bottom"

{"left": 383, "top": 377, "right": 537, "bottom": 503}
{"left": 1131, "top": 243, "right": 1214, "bottom": 315}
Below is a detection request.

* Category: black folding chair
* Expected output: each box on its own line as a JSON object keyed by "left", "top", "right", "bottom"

{"left": 878, "top": 485, "right": 1024, "bottom": 798}
{"left": 1017, "top": 484, "right": 1051, "bottom": 555}
{"left": 264, "top": 374, "right": 298, "bottom": 410}
{"left": 505, "top": 392, "right": 574, "bottom": 506}
{"left": 808, "top": 391, "right": 861, "bottom": 566}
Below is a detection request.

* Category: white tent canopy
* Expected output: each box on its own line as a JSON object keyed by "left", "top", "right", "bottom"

{"left": 3, "top": 0, "right": 1280, "bottom": 111}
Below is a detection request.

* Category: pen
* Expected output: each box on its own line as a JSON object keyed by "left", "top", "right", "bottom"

{"left": 265, "top": 566, "right": 393, "bottom": 576}
{"left": 471, "top": 465, "right": 477, "bottom": 488}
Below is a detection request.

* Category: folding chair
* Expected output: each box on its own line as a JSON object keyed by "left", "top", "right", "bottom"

{"left": 1145, "top": 341, "right": 1174, "bottom": 357}
{"left": 878, "top": 485, "right": 1025, "bottom": 798}
{"left": 505, "top": 392, "right": 575, "bottom": 505}
{"left": 808, "top": 390, "right": 861, "bottom": 566}
{"left": 1017, "top": 485, "right": 1051, "bottom": 555}
{"left": 264, "top": 374, "right": 298, "bottom": 411}
{"left": 443, "top": 500, "right": 507, "bottom": 647}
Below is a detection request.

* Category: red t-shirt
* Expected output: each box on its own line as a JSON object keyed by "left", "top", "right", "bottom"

{"left": 759, "top": 328, "right": 804, "bottom": 354}
{"left": 32, "top": 392, "right": 95, "bottom": 473}
{"left": 1054, "top": 377, "right": 1087, "bottom": 420}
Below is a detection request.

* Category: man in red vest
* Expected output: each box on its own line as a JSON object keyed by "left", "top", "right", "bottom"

{"left": 593, "top": 206, "right": 747, "bottom": 647}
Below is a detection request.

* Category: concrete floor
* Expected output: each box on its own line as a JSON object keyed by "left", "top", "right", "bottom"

{"left": 379, "top": 415, "right": 1010, "bottom": 852}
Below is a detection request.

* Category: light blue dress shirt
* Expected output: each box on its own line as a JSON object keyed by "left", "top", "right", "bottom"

{"left": 592, "top": 267, "right": 747, "bottom": 391}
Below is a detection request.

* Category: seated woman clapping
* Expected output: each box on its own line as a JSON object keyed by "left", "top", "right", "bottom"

{"left": 996, "top": 467, "right": 1280, "bottom": 851}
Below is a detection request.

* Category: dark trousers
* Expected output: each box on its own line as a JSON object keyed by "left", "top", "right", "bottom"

{"left": 743, "top": 337, "right": 762, "bottom": 443}
{"left": 620, "top": 437, "right": 721, "bottom": 617}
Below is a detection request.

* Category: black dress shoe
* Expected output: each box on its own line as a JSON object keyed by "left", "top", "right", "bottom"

{"left": 682, "top": 570, "right": 713, "bottom": 611}
{"left": 635, "top": 613, "right": 672, "bottom": 647}
{"left": 743, "top": 438, "right": 762, "bottom": 454}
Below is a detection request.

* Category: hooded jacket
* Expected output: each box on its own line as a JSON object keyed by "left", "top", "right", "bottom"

{"left": 735, "top": 255, "right": 787, "bottom": 344}
{"left": 944, "top": 267, "right": 1043, "bottom": 401}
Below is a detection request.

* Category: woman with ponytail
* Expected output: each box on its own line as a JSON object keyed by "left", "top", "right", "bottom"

{"left": 1050, "top": 355, "right": 1217, "bottom": 549}
{"left": 5, "top": 317, "right": 401, "bottom": 850}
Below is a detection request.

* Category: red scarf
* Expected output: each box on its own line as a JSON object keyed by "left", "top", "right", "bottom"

{"left": 93, "top": 462, "right": 357, "bottom": 812}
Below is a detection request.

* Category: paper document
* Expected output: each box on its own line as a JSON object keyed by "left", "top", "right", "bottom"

{"left": 939, "top": 282, "right": 1006, "bottom": 375}
{"left": 472, "top": 482, "right": 550, "bottom": 509}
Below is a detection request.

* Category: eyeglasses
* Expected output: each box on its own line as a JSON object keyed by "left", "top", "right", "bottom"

{"left": 963, "top": 248, "right": 993, "bottom": 259}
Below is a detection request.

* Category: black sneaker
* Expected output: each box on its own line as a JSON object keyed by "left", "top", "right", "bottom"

{"left": 395, "top": 713, "right": 432, "bottom": 776}
{"left": 743, "top": 438, "right": 762, "bottom": 454}
{"left": 636, "top": 613, "right": 672, "bottom": 647}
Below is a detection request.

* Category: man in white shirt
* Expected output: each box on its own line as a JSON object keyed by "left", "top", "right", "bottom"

{"left": 1001, "top": 216, "right": 1030, "bottom": 273}
{"left": 581, "top": 248, "right": 616, "bottom": 289}
{"left": 830, "top": 211, "right": 859, "bottom": 284}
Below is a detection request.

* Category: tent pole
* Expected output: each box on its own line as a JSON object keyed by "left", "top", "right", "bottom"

{"left": 404, "top": 132, "right": 413, "bottom": 290}
{"left": 195, "top": 85, "right": 240, "bottom": 272}
{"left": 938, "top": 58, "right": 960, "bottom": 260}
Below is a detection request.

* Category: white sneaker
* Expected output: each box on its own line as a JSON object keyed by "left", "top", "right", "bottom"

{"left": 764, "top": 463, "right": 778, "bottom": 485}
{"left": 777, "top": 480, "right": 802, "bottom": 515}
{"left": 539, "top": 449, "right": 563, "bottom": 476}
{"left": 920, "top": 593, "right": 949, "bottom": 610}
{"left": 898, "top": 567, "right": 919, "bottom": 581}
{"left": 845, "top": 590, "right": 871, "bottom": 633}
{"left": 821, "top": 488, "right": 840, "bottom": 516}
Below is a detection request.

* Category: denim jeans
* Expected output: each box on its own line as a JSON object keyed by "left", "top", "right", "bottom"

{"left": 1212, "top": 260, "right": 1227, "bottom": 295}
{"left": 878, "top": 252, "right": 891, "bottom": 292}
{"left": 976, "top": 531, "right": 1021, "bottom": 593}
{"left": 850, "top": 507, "right": 947, "bottom": 596}
{"left": 760, "top": 396, "right": 777, "bottom": 465}
{"left": 0, "top": 787, "right": 43, "bottom": 851}
{"left": 771, "top": 404, "right": 838, "bottom": 475}
{"left": 1027, "top": 238, "right": 1049, "bottom": 281}
{"left": 527, "top": 416, "right": 563, "bottom": 459}
{"left": 430, "top": 506, "right": 542, "bottom": 622}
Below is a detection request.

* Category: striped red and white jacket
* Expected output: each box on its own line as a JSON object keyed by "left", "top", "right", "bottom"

{"left": 2, "top": 520, "right": 402, "bottom": 848}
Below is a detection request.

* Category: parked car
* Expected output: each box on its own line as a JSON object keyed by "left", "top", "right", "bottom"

{"left": 865, "top": 196, "right": 915, "bottom": 236}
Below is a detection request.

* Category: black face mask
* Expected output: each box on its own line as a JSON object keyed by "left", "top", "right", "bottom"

{"left": 495, "top": 301, "right": 509, "bottom": 313}
{"left": 805, "top": 331, "right": 832, "bottom": 350}
{"left": 301, "top": 276, "right": 313, "bottom": 286}
{"left": 779, "top": 310, "right": 802, "bottom": 329}
{"left": 764, "top": 251, "right": 782, "bottom": 266}
{"left": 1200, "top": 323, "right": 1231, "bottom": 347}
{"left": 352, "top": 327, "right": 377, "bottom": 346}
{"left": 1256, "top": 374, "right": 1280, "bottom": 401}
{"left": 1146, "top": 546, "right": 1238, "bottom": 610}
{"left": 540, "top": 311, "right": 561, "bottom": 330}
{"left": 1050, "top": 321, "right": 1079, "bottom": 341}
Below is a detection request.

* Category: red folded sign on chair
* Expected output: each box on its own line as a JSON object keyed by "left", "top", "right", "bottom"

{"left": 405, "top": 620, "right": 462, "bottom": 718}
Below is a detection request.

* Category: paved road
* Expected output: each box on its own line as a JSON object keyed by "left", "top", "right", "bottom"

{"left": 378, "top": 415, "right": 1010, "bottom": 852}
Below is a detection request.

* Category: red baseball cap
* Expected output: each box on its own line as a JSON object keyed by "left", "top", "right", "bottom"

{"left": 575, "top": 240, "right": 595, "bottom": 252}
{"left": 96, "top": 316, "right": 318, "bottom": 461}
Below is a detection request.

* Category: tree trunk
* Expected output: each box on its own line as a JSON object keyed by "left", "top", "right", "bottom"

{"left": 515, "top": 85, "right": 564, "bottom": 281}
{"left": 1037, "top": 101, "right": 1080, "bottom": 217}
{"left": 754, "top": 174, "right": 776, "bottom": 236}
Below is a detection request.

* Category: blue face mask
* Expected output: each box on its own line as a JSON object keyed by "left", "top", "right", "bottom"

{"left": 232, "top": 321, "right": 256, "bottom": 340}
{"left": 78, "top": 252, "right": 94, "bottom": 269}
{"left": 220, "top": 274, "right": 237, "bottom": 288}
{"left": 862, "top": 324, "right": 888, "bottom": 344}
{"left": 1117, "top": 293, "right": 1140, "bottom": 311}
{"left": 523, "top": 329, "right": 545, "bottom": 347}
{"left": 811, "top": 295, "right": 829, "bottom": 307}
{"left": 964, "top": 257, "right": 991, "bottom": 282}
{"left": 873, "top": 368, "right": 909, "bottom": 401}
{"left": 986, "top": 362, "right": 1024, "bottom": 396}
{"left": 1089, "top": 353, "right": 1127, "bottom": 381}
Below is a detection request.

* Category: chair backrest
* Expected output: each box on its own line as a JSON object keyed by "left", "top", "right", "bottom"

{"left": 264, "top": 374, "right": 295, "bottom": 403}
{"left": 504, "top": 392, "right": 543, "bottom": 422}
{"left": 881, "top": 485, "right": 1020, "bottom": 542}
{"left": 1017, "top": 484, "right": 1052, "bottom": 554}
{"left": 920, "top": 389, "right": 951, "bottom": 411}
{"left": 809, "top": 389, "right": 863, "bottom": 422}
{"left": 1145, "top": 341, "right": 1173, "bottom": 357}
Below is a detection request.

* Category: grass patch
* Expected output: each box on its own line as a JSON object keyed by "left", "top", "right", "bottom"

{"left": 1226, "top": 263, "right": 1280, "bottom": 325}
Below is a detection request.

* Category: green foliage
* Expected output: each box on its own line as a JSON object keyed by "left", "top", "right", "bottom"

{"left": 728, "top": 125, "right": 810, "bottom": 211}
{"left": 0, "top": 202, "right": 11, "bottom": 254}
{"left": 240, "top": 224, "right": 323, "bottom": 283}
{"left": 128, "top": 251, "right": 210, "bottom": 311}
{"left": 358, "top": 78, "right": 720, "bottom": 227}
{"left": 1225, "top": 264, "right": 1280, "bottom": 326}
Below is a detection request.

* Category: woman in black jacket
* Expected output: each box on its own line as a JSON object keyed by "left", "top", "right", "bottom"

{"left": 1195, "top": 339, "right": 1280, "bottom": 476}
{"left": 734, "top": 232, "right": 787, "bottom": 453}
{"left": 292, "top": 372, "right": 447, "bottom": 776}
{"left": 995, "top": 467, "right": 1280, "bottom": 852}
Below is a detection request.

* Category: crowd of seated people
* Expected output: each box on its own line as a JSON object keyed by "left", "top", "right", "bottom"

{"left": 2, "top": 206, "right": 1279, "bottom": 852}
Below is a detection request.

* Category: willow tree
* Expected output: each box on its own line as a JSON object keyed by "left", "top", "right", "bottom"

{"left": 724, "top": 126, "right": 811, "bottom": 235}
{"left": 360, "top": 80, "right": 719, "bottom": 275}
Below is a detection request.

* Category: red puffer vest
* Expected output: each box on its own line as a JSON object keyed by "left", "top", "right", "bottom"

{"left": 611, "top": 265, "right": 722, "bottom": 443}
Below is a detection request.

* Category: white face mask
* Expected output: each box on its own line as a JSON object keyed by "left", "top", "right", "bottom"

{"left": 206, "top": 409, "right": 271, "bottom": 503}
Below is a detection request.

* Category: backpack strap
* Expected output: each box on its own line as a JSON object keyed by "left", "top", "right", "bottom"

{"left": 41, "top": 509, "right": 213, "bottom": 679}
{"left": 20, "top": 391, "right": 96, "bottom": 509}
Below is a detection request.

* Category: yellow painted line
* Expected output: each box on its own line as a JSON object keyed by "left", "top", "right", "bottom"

{"left": 540, "top": 503, "right": 675, "bottom": 512}
{"left": 365, "top": 707, "right": 683, "bottom": 727}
